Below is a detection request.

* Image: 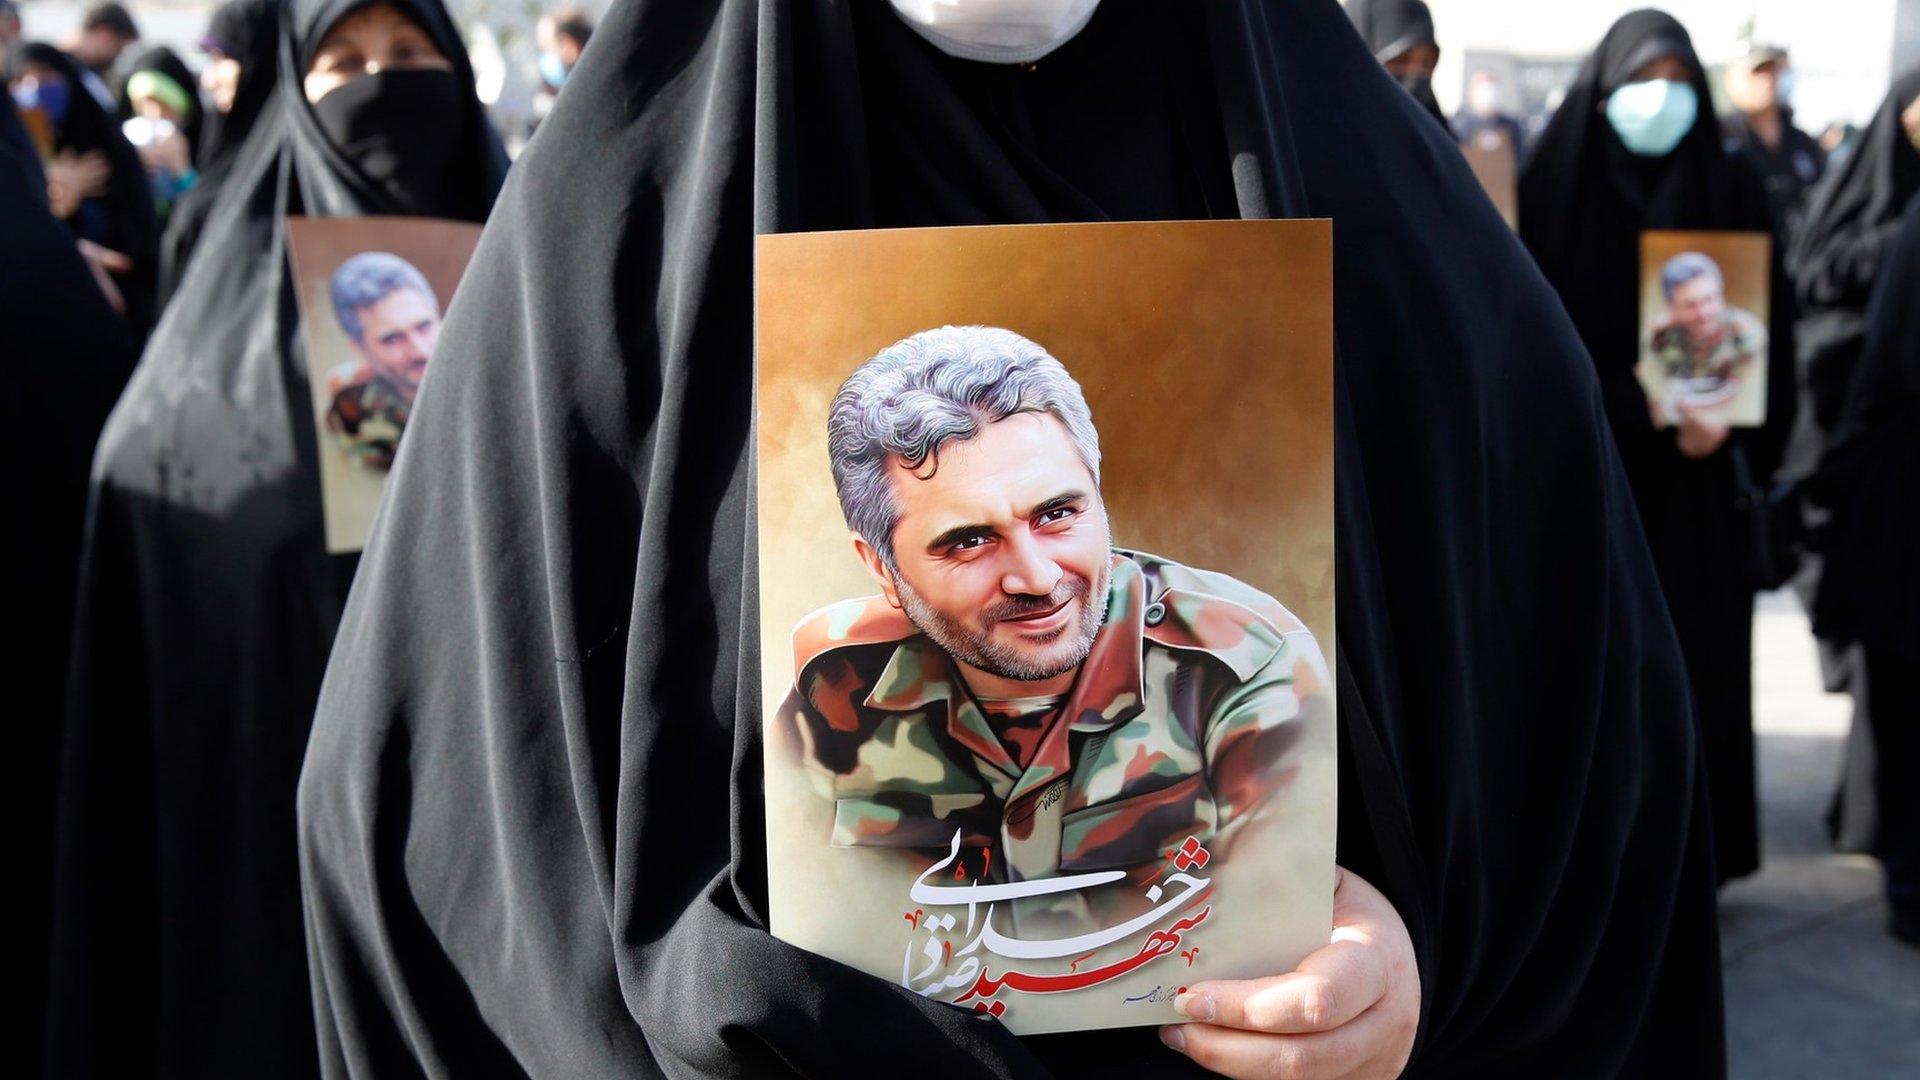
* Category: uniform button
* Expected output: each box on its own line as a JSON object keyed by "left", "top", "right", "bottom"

{"left": 1144, "top": 601, "right": 1167, "bottom": 627}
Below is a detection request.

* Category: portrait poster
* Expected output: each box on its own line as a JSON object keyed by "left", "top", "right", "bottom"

{"left": 1637, "top": 229, "right": 1772, "bottom": 428}
{"left": 756, "top": 220, "right": 1337, "bottom": 1035}
{"left": 1461, "top": 139, "right": 1518, "bottom": 230}
{"left": 287, "top": 216, "right": 481, "bottom": 553}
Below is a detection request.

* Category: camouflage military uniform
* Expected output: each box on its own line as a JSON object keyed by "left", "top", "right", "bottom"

{"left": 775, "top": 550, "right": 1331, "bottom": 929}
{"left": 324, "top": 360, "right": 412, "bottom": 471}
{"left": 1648, "top": 307, "right": 1767, "bottom": 396}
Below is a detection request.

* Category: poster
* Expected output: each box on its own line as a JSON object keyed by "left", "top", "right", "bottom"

{"left": 287, "top": 216, "right": 482, "bottom": 553}
{"left": 756, "top": 220, "right": 1337, "bottom": 1035}
{"left": 1638, "top": 229, "right": 1772, "bottom": 429}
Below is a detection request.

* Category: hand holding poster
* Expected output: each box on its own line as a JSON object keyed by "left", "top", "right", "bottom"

{"left": 756, "top": 220, "right": 1336, "bottom": 1034}
{"left": 287, "top": 216, "right": 483, "bottom": 552}
{"left": 1638, "top": 230, "right": 1773, "bottom": 429}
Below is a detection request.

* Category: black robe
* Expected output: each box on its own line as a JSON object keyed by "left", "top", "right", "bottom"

{"left": 1813, "top": 190, "right": 1920, "bottom": 916}
{"left": 42, "top": 0, "right": 505, "bottom": 1075}
{"left": 1518, "top": 9, "right": 1797, "bottom": 886}
{"left": 13, "top": 42, "right": 162, "bottom": 340}
{"left": 3, "top": 97, "right": 139, "bottom": 1080}
{"left": 299, "top": 1, "right": 1722, "bottom": 1076}
{"left": 158, "top": 0, "right": 283, "bottom": 310}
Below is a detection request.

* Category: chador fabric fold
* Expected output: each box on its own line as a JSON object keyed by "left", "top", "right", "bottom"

{"left": 299, "top": 1, "right": 1722, "bottom": 1076}
{"left": 1519, "top": 9, "right": 1796, "bottom": 886}
{"left": 42, "top": 0, "right": 505, "bottom": 1076}
{"left": 158, "top": 0, "right": 283, "bottom": 308}
{"left": 3, "top": 97, "right": 139, "bottom": 1080}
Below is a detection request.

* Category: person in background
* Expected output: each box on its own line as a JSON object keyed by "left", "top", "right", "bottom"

{"left": 66, "top": 2, "right": 139, "bottom": 104}
{"left": 41, "top": 0, "right": 505, "bottom": 1074}
{"left": 1788, "top": 67, "right": 1920, "bottom": 861}
{"left": 1454, "top": 69, "right": 1527, "bottom": 158}
{"left": 1820, "top": 121, "right": 1860, "bottom": 166}
{"left": 1721, "top": 43, "right": 1825, "bottom": 230}
{"left": 1810, "top": 188, "right": 1920, "bottom": 949}
{"left": 1345, "top": 0, "right": 1447, "bottom": 127}
{"left": 157, "top": 0, "right": 281, "bottom": 308}
{"left": 8, "top": 43, "right": 161, "bottom": 337}
{"left": 525, "top": 5, "right": 592, "bottom": 141}
{"left": 0, "top": 0, "right": 22, "bottom": 53}
{"left": 117, "top": 48, "right": 204, "bottom": 220}
{"left": 1519, "top": 9, "right": 1798, "bottom": 887}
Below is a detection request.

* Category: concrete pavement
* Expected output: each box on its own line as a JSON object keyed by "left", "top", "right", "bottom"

{"left": 1720, "top": 592, "right": 1920, "bottom": 1079}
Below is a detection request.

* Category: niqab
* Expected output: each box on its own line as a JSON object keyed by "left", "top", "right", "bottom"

{"left": 42, "top": 0, "right": 504, "bottom": 1075}
{"left": 299, "top": 1, "right": 1722, "bottom": 1076}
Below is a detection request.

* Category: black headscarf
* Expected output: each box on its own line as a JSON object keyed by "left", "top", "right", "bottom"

{"left": 1344, "top": 0, "right": 1446, "bottom": 126}
{"left": 2, "top": 97, "right": 138, "bottom": 1080}
{"left": 1812, "top": 190, "right": 1920, "bottom": 656}
{"left": 1519, "top": 9, "right": 1796, "bottom": 885}
{"left": 157, "top": 0, "right": 283, "bottom": 309}
{"left": 13, "top": 42, "right": 161, "bottom": 337}
{"left": 116, "top": 46, "right": 206, "bottom": 160}
{"left": 1788, "top": 67, "right": 1920, "bottom": 432}
{"left": 300, "top": 1, "right": 1721, "bottom": 1075}
{"left": 42, "top": 1, "right": 504, "bottom": 1075}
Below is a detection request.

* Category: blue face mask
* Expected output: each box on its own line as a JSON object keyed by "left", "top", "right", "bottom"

{"left": 1606, "top": 78, "right": 1699, "bottom": 158}
{"left": 538, "top": 51, "right": 569, "bottom": 89}
{"left": 13, "top": 78, "right": 72, "bottom": 127}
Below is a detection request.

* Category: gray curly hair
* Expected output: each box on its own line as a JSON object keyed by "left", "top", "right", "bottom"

{"left": 827, "top": 325, "right": 1102, "bottom": 568}
{"left": 1660, "top": 251, "right": 1724, "bottom": 301}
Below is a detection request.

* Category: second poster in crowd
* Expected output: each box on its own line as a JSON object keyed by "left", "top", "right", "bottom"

{"left": 288, "top": 216, "right": 482, "bottom": 553}
{"left": 756, "top": 220, "right": 1337, "bottom": 1034}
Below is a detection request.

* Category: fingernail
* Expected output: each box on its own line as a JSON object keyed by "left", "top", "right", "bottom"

{"left": 1174, "top": 991, "right": 1215, "bottom": 1022}
{"left": 1160, "top": 1025, "right": 1187, "bottom": 1053}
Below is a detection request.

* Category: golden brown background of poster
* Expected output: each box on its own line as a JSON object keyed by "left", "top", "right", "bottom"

{"left": 1637, "top": 229, "right": 1772, "bottom": 427}
{"left": 755, "top": 218, "right": 1335, "bottom": 725}
{"left": 755, "top": 220, "right": 1336, "bottom": 1035}
{"left": 287, "top": 216, "right": 482, "bottom": 553}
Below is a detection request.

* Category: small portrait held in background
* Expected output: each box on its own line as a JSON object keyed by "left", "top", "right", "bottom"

{"left": 288, "top": 217, "right": 481, "bottom": 552}
{"left": 1639, "top": 232, "right": 1773, "bottom": 429}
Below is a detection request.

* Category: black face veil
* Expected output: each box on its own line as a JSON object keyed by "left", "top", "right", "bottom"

{"left": 1343, "top": 0, "right": 1447, "bottom": 127}
{"left": 299, "top": 1, "right": 1721, "bottom": 1076}
{"left": 42, "top": 1, "right": 504, "bottom": 1076}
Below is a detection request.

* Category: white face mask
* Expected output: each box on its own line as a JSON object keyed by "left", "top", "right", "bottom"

{"left": 888, "top": 0, "right": 1103, "bottom": 64}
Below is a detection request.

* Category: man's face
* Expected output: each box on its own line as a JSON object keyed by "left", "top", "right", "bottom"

{"left": 347, "top": 287, "right": 440, "bottom": 398}
{"left": 1728, "top": 61, "right": 1782, "bottom": 114}
{"left": 1670, "top": 275, "right": 1728, "bottom": 345}
{"left": 855, "top": 412, "right": 1112, "bottom": 687}
{"left": 73, "top": 28, "right": 127, "bottom": 70}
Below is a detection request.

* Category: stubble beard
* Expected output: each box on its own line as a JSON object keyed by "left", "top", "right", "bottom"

{"left": 893, "top": 557, "right": 1112, "bottom": 684}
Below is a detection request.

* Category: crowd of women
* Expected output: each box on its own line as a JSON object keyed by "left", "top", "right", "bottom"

{"left": 7, "top": 0, "right": 1917, "bottom": 1076}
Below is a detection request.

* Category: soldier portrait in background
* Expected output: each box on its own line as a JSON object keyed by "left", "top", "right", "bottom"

{"left": 323, "top": 252, "right": 444, "bottom": 471}
{"left": 772, "top": 326, "right": 1331, "bottom": 932}
{"left": 1646, "top": 250, "right": 1767, "bottom": 412}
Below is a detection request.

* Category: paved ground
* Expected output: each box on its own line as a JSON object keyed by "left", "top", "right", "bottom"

{"left": 1720, "top": 592, "right": 1920, "bottom": 1079}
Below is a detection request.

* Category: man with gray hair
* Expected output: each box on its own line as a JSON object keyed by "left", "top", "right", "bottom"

{"left": 773, "top": 325, "right": 1330, "bottom": 929}
{"left": 323, "top": 251, "right": 442, "bottom": 471}
{"left": 1648, "top": 250, "right": 1767, "bottom": 412}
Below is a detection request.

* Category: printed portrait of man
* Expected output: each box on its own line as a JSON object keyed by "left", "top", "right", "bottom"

{"left": 773, "top": 326, "right": 1331, "bottom": 930}
{"left": 323, "top": 252, "right": 443, "bottom": 472}
{"left": 1647, "top": 251, "right": 1767, "bottom": 407}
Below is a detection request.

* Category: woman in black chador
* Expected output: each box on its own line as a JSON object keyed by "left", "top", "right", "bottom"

{"left": 297, "top": 2, "right": 1725, "bottom": 1076}
{"left": 1519, "top": 9, "right": 1797, "bottom": 885}
{"left": 1789, "top": 68, "right": 1920, "bottom": 854}
{"left": 42, "top": 0, "right": 505, "bottom": 1075}
{"left": 1812, "top": 190, "right": 1920, "bottom": 946}
{"left": 157, "top": 0, "right": 283, "bottom": 308}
